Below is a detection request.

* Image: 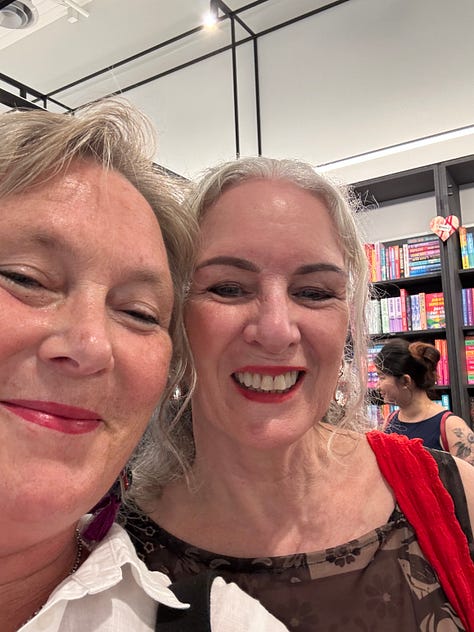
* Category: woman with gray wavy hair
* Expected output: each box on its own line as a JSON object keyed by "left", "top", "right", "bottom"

{"left": 124, "top": 156, "right": 474, "bottom": 631}
{"left": 0, "top": 103, "right": 286, "bottom": 632}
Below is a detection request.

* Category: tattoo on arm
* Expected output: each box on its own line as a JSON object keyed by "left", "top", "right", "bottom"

{"left": 451, "top": 427, "right": 474, "bottom": 464}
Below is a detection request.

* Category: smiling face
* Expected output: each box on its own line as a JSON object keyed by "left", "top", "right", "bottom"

{"left": 185, "top": 178, "right": 349, "bottom": 453}
{"left": 0, "top": 161, "right": 173, "bottom": 544}
{"left": 377, "top": 373, "right": 405, "bottom": 405}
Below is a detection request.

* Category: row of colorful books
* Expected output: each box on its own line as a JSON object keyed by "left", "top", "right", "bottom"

{"left": 466, "top": 338, "right": 474, "bottom": 384}
{"left": 367, "top": 393, "right": 450, "bottom": 427}
{"left": 367, "top": 338, "right": 450, "bottom": 388}
{"left": 459, "top": 226, "right": 474, "bottom": 270}
{"left": 365, "top": 234, "right": 441, "bottom": 283}
{"left": 368, "top": 290, "right": 445, "bottom": 334}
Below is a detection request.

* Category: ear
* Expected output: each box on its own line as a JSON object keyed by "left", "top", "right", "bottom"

{"left": 400, "top": 374, "right": 413, "bottom": 388}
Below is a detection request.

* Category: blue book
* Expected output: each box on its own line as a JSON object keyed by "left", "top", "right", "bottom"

{"left": 467, "top": 231, "right": 474, "bottom": 268}
{"left": 441, "top": 393, "right": 451, "bottom": 410}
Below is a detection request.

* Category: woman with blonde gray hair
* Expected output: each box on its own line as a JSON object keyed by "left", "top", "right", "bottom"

{"left": 124, "top": 156, "right": 474, "bottom": 631}
{"left": 0, "top": 104, "right": 287, "bottom": 632}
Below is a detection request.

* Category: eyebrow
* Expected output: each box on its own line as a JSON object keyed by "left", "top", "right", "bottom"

{"left": 196, "top": 256, "right": 346, "bottom": 276}
{"left": 20, "top": 232, "right": 170, "bottom": 289}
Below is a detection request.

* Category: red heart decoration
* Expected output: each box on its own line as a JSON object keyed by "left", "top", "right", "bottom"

{"left": 429, "top": 215, "right": 459, "bottom": 241}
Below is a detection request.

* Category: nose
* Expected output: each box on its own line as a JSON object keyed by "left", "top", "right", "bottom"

{"left": 38, "top": 296, "right": 115, "bottom": 376}
{"left": 243, "top": 290, "right": 301, "bottom": 354}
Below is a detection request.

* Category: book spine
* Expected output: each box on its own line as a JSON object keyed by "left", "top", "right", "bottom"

{"left": 380, "top": 298, "right": 390, "bottom": 334}
{"left": 462, "top": 288, "right": 469, "bottom": 326}
{"left": 388, "top": 296, "right": 396, "bottom": 332}
{"left": 459, "top": 226, "right": 469, "bottom": 270}
{"left": 399, "top": 288, "right": 408, "bottom": 331}
{"left": 374, "top": 241, "right": 381, "bottom": 282}
{"left": 467, "top": 287, "right": 473, "bottom": 327}
{"left": 434, "top": 339, "right": 445, "bottom": 384}
{"left": 405, "top": 290, "right": 412, "bottom": 330}
{"left": 467, "top": 231, "right": 474, "bottom": 268}
{"left": 402, "top": 243, "right": 409, "bottom": 278}
{"left": 410, "top": 294, "right": 421, "bottom": 330}
{"left": 394, "top": 245, "right": 401, "bottom": 279}
{"left": 441, "top": 393, "right": 450, "bottom": 409}
{"left": 395, "top": 295, "right": 402, "bottom": 331}
{"left": 419, "top": 291, "right": 427, "bottom": 330}
{"left": 406, "top": 234, "right": 442, "bottom": 245}
{"left": 441, "top": 339, "right": 449, "bottom": 385}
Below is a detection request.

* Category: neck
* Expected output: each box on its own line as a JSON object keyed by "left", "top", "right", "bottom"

{"left": 397, "top": 390, "right": 442, "bottom": 421}
{"left": 0, "top": 526, "right": 82, "bottom": 632}
{"left": 152, "top": 424, "right": 379, "bottom": 556}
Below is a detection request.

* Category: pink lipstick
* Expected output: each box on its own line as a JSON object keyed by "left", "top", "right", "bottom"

{"left": 1, "top": 400, "right": 102, "bottom": 434}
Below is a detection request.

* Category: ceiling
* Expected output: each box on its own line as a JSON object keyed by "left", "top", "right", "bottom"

{"left": 1, "top": 0, "right": 472, "bottom": 183}
{"left": 0, "top": 0, "right": 339, "bottom": 111}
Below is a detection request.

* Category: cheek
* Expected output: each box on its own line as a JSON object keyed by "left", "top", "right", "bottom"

{"left": 118, "top": 336, "right": 173, "bottom": 424}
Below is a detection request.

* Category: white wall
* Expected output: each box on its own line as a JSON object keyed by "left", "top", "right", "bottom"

{"left": 133, "top": 0, "right": 474, "bottom": 181}
{"left": 1, "top": 0, "right": 473, "bottom": 182}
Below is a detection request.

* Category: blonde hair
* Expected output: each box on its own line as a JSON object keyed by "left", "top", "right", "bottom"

{"left": 0, "top": 99, "right": 198, "bottom": 487}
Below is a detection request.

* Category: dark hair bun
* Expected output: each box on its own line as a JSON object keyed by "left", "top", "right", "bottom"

{"left": 408, "top": 341, "right": 440, "bottom": 371}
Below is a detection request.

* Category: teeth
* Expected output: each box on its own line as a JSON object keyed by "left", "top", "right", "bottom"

{"left": 252, "top": 374, "right": 262, "bottom": 389}
{"left": 260, "top": 376, "right": 273, "bottom": 391}
{"left": 243, "top": 372, "right": 253, "bottom": 387}
{"left": 234, "top": 371, "right": 299, "bottom": 393}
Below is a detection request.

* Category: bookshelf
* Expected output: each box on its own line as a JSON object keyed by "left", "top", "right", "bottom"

{"left": 353, "top": 158, "right": 474, "bottom": 427}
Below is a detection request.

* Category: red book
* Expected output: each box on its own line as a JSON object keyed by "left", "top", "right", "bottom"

{"left": 399, "top": 288, "right": 408, "bottom": 331}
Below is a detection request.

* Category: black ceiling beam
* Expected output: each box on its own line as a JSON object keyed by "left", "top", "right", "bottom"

{"left": 49, "top": 0, "right": 353, "bottom": 102}
{"left": 0, "top": 72, "right": 71, "bottom": 111}
{"left": 0, "top": 87, "right": 44, "bottom": 109}
{"left": 46, "top": 0, "right": 270, "bottom": 99}
{"left": 0, "top": 0, "right": 15, "bottom": 9}
{"left": 45, "top": 21, "right": 220, "bottom": 98}
{"left": 217, "top": 0, "right": 256, "bottom": 37}
{"left": 254, "top": 0, "right": 352, "bottom": 38}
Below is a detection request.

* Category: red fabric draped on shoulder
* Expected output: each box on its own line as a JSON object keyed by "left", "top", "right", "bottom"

{"left": 366, "top": 430, "right": 474, "bottom": 631}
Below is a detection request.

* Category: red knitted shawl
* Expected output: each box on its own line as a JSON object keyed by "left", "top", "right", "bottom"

{"left": 366, "top": 430, "right": 474, "bottom": 631}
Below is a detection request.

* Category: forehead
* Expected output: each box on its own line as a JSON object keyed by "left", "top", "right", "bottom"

{"left": 1, "top": 161, "right": 173, "bottom": 287}
{"left": 4, "top": 161, "right": 160, "bottom": 241}
{"left": 200, "top": 178, "right": 344, "bottom": 264}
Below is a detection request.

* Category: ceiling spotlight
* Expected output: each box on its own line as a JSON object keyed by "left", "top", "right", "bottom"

{"left": 203, "top": 0, "right": 218, "bottom": 28}
{"left": 0, "top": 0, "right": 38, "bottom": 29}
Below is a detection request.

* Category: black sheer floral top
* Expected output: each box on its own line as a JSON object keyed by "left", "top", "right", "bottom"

{"left": 121, "top": 451, "right": 472, "bottom": 631}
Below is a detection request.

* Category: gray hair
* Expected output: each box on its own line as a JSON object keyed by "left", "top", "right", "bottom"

{"left": 0, "top": 99, "right": 198, "bottom": 493}
{"left": 130, "top": 156, "right": 371, "bottom": 506}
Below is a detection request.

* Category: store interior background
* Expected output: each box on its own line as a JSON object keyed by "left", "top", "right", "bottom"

{"left": 1, "top": 0, "right": 474, "bottom": 241}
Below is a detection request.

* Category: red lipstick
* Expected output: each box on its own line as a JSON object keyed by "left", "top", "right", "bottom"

{"left": 1, "top": 400, "right": 102, "bottom": 434}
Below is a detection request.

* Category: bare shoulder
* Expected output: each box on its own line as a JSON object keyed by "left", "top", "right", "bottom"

{"left": 453, "top": 456, "right": 474, "bottom": 525}
{"left": 445, "top": 416, "right": 474, "bottom": 465}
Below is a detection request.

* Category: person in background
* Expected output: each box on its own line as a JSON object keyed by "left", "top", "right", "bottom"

{"left": 376, "top": 337, "right": 474, "bottom": 463}
{"left": 123, "top": 157, "right": 474, "bottom": 631}
{"left": 0, "top": 102, "right": 287, "bottom": 632}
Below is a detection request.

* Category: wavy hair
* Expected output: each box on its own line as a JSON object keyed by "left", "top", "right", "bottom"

{"left": 130, "top": 156, "right": 372, "bottom": 505}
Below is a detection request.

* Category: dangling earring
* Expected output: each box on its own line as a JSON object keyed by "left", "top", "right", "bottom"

{"left": 334, "top": 361, "right": 348, "bottom": 407}
{"left": 83, "top": 468, "right": 132, "bottom": 544}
